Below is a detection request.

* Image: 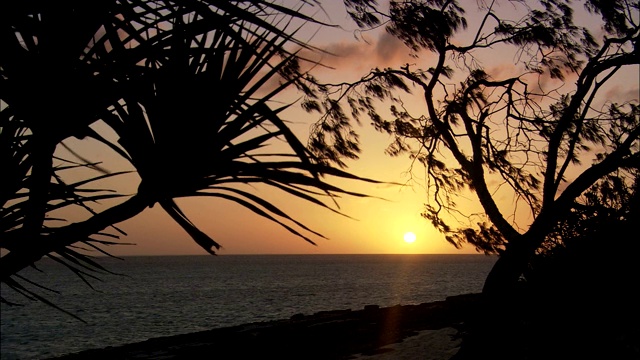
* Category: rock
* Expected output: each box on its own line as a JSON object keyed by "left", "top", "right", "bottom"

{"left": 47, "top": 294, "right": 482, "bottom": 360}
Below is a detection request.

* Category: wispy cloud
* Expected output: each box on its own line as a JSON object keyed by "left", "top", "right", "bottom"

{"left": 300, "top": 30, "right": 430, "bottom": 81}
{"left": 604, "top": 84, "right": 640, "bottom": 104}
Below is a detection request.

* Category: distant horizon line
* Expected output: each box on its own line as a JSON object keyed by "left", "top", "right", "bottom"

{"left": 102, "top": 253, "right": 491, "bottom": 257}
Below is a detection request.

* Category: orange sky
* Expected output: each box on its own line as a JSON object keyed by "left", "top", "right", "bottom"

{"left": 56, "top": 1, "right": 639, "bottom": 257}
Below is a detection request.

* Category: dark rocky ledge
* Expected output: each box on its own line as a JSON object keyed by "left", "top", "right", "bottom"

{"left": 48, "top": 293, "right": 481, "bottom": 360}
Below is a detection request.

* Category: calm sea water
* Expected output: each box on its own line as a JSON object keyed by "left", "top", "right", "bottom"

{"left": 1, "top": 254, "right": 496, "bottom": 360}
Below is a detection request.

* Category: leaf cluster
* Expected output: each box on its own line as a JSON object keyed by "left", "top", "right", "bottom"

{"left": 1, "top": 1, "right": 382, "bottom": 313}
{"left": 309, "top": 0, "right": 639, "bottom": 258}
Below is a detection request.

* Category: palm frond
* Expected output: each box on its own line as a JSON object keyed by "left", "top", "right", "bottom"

{"left": 160, "top": 199, "right": 221, "bottom": 254}
{"left": 1, "top": 1, "right": 383, "bottom": 317}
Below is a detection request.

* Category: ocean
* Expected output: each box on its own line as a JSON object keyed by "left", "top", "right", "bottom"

{"left": 0, "top": 254, "right": 496, "bottom": 360}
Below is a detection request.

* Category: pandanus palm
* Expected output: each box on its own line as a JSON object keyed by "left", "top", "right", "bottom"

{"left": 111, "top": 7, "right": 375, "bottom": 253}
{"left": 1, "top": 1, "right": 131, "bottom": 309}
{"left": 1, "top": 0, "right": 377, "bottom": 313}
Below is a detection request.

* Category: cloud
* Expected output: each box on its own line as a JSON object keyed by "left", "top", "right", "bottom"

{"left": 373, "top": 32, "right": 411, "bottom": 66}
{"left": 604, "top": 84, "right": 640, "bottom": 104}
{"left": 300, "top": 30, "right": 431, "bottom": 81}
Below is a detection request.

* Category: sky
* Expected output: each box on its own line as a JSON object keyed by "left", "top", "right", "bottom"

{"left": 55, "top": 1, "right": 639, "bottom": 257}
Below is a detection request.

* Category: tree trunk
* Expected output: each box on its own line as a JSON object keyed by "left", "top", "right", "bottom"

{"left": 453, "top": 230, "right": 549, "bottom": 359}
{"left": 23, "top": 137, "right": 56, "bottom": 240}
{"left": 482, "top": 244, "right": 530, "bottom": 296}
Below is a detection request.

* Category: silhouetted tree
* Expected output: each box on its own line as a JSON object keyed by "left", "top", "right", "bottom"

{"left": 0, "top": 0, "right": 380, "bottom": 314}
{"left": 517, "top": 173, "right": 640, "bottom": 358}
{"left": 304, "top": 1, "right": 638, "bottom": 357}
{"left": 309, "top": 0, "right": 639, "bottom": 296}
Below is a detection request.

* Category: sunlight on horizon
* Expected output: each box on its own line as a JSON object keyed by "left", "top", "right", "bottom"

{"left": 40, "top": 1, "right": 632, "bottom": 258}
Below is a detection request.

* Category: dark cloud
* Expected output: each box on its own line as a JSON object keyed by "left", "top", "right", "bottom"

{"left": 373, "top": 31, "right": 409, "bottom": 65}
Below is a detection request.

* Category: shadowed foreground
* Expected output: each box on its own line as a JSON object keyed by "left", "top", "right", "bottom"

{"left": 47, "top": 294, "right": 480, "bottom": 360}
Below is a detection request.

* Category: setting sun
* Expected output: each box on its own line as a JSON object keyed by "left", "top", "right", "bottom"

{"left": 403, "top": 232, "right": 417, "bottom": 243}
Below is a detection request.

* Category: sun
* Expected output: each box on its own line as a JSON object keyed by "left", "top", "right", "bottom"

{"left": 403, "top": 231, "right": 417, "bottom": 243}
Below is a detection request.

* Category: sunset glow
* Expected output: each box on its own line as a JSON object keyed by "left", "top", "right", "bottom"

{"left": 38, "top": 2, "right": 638, "bottom": 258}
{"left": 403, "top": 232, "right": 417, "bottom": 243}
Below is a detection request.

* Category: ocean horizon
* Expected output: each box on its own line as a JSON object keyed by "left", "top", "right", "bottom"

{"left": 1, "top": 254, "right": 497, "bottom": 359}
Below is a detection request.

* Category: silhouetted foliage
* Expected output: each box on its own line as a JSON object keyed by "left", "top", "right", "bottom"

{"left": 314, "top": 0, "right": 639, "bottom": 357}
{"left": 452, "top": 175, "right": 640, "bottom": 359}
{"left": 312, "top": 0, "right": 639, "bottom": 295}
{"left": 0, "top": 1, "right": 382, "bottom": 315}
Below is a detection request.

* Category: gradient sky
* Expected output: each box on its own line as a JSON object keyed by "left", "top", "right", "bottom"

{"left": 58, "top": 1, "right": 639, "bottom": 257}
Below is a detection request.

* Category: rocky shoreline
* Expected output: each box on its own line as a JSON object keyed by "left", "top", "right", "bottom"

{"left": 48, "top": 293, "right": 481, "bottom": 360}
